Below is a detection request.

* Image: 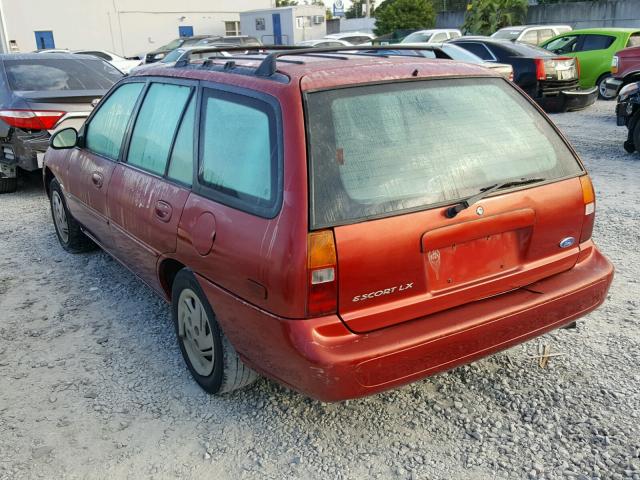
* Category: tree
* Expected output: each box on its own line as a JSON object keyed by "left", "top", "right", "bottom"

{"left": 276, "top": 0, "right": 298, "bottom": 6}
{"left": 462, "top": 0, "right": 527, "bottom": 36}
{"left": 374, "top": 0, "right": 435, "bottom": 36}
{"left": 346, "top": 1, "right": 376, "bottom": 19}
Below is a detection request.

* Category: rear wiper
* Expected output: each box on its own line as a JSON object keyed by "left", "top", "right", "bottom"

{"left": 445, "top": 177, "right": 546, "bottom": 219}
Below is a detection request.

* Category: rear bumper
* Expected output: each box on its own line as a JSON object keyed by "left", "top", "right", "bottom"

{"left": 198, "top": 242, "right": 613, "bottom": 402}
{"left": 0, "top": 129, "right": 49, "bottom": 172}
{"left": 537, "top": 86, "right": 598, "bottom": 113}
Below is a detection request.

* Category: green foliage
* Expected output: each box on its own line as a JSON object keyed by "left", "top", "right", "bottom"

{"left": 374, "top": 0, "right": 436, "bottom": 36}
{"left": 276, "top": 0, "right": 298, "bottom": 6}
{"left": 346, "top": 1, "right": 377, "bottom": 19}
{"left": 462, "top": 0, "right": 528, "bottom": 36}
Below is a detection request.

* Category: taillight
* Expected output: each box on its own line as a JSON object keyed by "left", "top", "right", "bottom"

{"left": 307, "top": 230, "right": 337, "bottom": 317}
{"left": 579, "top": 175, "right": 595, "bottom": 243}
{"left": 534, "top": 58, "right": 546, "bottom": 81}
{"left": 0, "top": 109, "right": 65, "bottom": 130}
{"left": 611, "top": 55, "right": 618, "bottom": 74}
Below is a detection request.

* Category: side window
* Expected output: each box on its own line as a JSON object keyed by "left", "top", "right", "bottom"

{"left": 431, "top": 33, "right": 448, "bottom": 43}
{"left": 628, "top": 33, "right": 640, "bottom": 47}
{"left": 457, "top": 42, "right": 494, "bottom": 61}
{"left": 545, "top": 35, "right": 578, "bottom": 54}
{"left": 167, "top": 97, "right": 195, "bottom": 185}
{"left": 449, "top": 31, "right": 461, "bottom": 39}
{"left": 578, "top": 34, "right": 615, "bottom": 52}
{"left": 520, "top": 30, "right": 539, "bottom": 45}
{"left": 86, "top": 82, "right": 144, "bottom": 160}
{"left": 127, "top": 83, "right": 192, "bottom": 176}
{"left": 200, "top": 89, "right": 278, "bottom": 211}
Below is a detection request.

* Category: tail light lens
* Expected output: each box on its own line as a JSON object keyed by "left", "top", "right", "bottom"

{"left": 611, "top": 55, "right": 618, "bottom": 74}
{"left": 0, "top": 109, "right": 65, "bottom": 130}
{"left": 534, "top": 58, "right": 546, "bottom": 81}
{"left": 579, "top": 175, "right": 595, "bottom": 243}
{"left": 307, "top": 230, "right": 337, "bottom": 317}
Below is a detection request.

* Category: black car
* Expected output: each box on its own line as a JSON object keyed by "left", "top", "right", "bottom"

{"left": 615, "top": 81, "right": 640, "bottom": 153}
{"left": 0, "top": 53, "right": 122, "bottom": 193}
{"left": 145, "top": 35, "right": 216, "bottom": 63}
{"left": 449, "top": 37, "right": 598, "bottom": 112}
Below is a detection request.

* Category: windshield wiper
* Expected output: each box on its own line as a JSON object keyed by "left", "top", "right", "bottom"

{"left": 445, "top": 177, "right": 546, "bottom": 219}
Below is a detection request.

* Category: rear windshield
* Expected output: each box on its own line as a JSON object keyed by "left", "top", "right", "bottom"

{"left": 306, "top": 78, "right": 582, "bottom": 228}
{"left": 491, "top": 29, "right": 523, "bottom": 40}
{"left": 500, "top": 42, "right": 553, "bottom": 57}
{"left": 4, "top": 58, "right": 122, "bottom": 91}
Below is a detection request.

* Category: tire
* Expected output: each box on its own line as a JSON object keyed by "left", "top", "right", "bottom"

{"left": 633, "top": 120, "right": 640, "bottom": 156}
{"left": 49, "top": 178, "right": 96, "bottom": 253}
{"left": 597, "top": 73, "right": 615, "bottom": 100}
{"left": 0, "top": 176, "right": 17, "bottom": 194}
{"left": 172, "top": 268, "right": 258, "bottom": 394}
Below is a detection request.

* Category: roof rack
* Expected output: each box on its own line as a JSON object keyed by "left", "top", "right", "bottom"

{"left": 172, "top": 44, "right": 452, "bottom": 77}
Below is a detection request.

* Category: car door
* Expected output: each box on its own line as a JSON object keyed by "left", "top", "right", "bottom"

{"left": 106, "top": 80, "right": 195, "bottom": 293}
{"left": 573, "top": 34, "right": 617, "bottom": 88}
{"left": 64, "top": 81, "right": 145, "bottom": 249}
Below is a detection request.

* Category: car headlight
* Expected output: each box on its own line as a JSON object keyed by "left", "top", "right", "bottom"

{"left": 154, "top": 53, "right": 165, "bottom": 60}
{"left": 619, "top": 82, "right": 639, "bottom": 102}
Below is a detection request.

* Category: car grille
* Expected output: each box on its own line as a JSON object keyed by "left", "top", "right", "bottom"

{"left": 540, "top": 79, "right": 580, "bottom": 96}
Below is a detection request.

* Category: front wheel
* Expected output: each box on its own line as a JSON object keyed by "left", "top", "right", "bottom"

{"left": 171, "top": 269, "right": 258, "bottom": 394}
{"left": 597, "top": 73, "right": 616, "bottom": 100}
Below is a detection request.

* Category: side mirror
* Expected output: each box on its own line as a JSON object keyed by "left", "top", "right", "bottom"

{"left": 50, "top": 127, "right": 78, "bottom": 149}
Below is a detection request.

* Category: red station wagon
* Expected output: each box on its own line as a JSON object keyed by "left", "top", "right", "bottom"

{"left": 44, "top": 46, "right": 614, "bottom": 402}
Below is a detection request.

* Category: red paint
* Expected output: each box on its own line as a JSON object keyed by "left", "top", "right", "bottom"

{"left": 44, "top": 55, "right": 615, "bottom": 401}
{"left": 612, "top": 45, "right": 640, "bottom": 81}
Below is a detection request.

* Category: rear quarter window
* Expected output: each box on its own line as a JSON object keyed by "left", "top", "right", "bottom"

{"left": 579, "top": 34, "right": 616, "bottom": 52}
{"left": 306, "top": 78, "right": 583, "bottom": 228}
{"left": 627, "top": 33, "right": 640, "bottom": 47}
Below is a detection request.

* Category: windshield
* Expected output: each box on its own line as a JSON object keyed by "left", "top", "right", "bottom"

{"left": 402, "top": 32, "right": 433, "bottom": 43}
{"left": 492, "top": 29, "right": 523, "bottom": 40}
{"left": 160, "top": 38, "right": 184, "bottom": 50}
{"left": 4, "top": 58, "right": 123, "bottom": 91}
{"left": 306, "top": 78, "right": 582, "bottom": 228}
{"left": 162, "top": 48, "right": 186, "bottom": 63}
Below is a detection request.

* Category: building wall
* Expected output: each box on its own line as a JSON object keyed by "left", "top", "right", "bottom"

{"left": 0, "top": 0, "right": 274, "bottom": 56}
{"left": 436, "top": 0, "right": 640, "bottom": 29}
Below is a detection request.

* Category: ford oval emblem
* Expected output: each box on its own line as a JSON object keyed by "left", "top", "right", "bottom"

{"left": 559, "top": 237, "right": 575, "bottom": 249}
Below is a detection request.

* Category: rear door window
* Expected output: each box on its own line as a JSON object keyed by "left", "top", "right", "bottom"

{"left": 198, "top": 89, "right": 279, "bottom": 215}
{"left": 520, "top": 30, "right": 539, "bottom": 45}
{"left": 431, "top": 32, "right": 448, "bottom": 43}
{"left": 537, "top": 29, "right": 555, "bottom": 44}
{"left": 455, "top": 42, "right": 494, "bottom": 60}
{"left": 305, "top": 78, "right": 583, "bottom": 228}
{"left": 627, "top": 33, "right": 640, "bottom": 47}
{"left": 3, "top": 58, "right": 122, "bottom": 91}
{"left": 578, "top": 34, "right": 615, "bottom": 51}
{"left": 126, "top": 83, "right": 192, "bottom": 176}
{"left": 85, "top": 82, "right": 144, "bottom": 160}
{"left": 167, "top": 97, "right": 196, "bottom": 186}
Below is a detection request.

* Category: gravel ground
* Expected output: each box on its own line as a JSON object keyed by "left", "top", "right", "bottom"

{"left": 0, "top": 100, "right": 639, "bottom": 480}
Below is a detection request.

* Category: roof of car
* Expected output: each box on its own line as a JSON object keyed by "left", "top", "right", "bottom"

{"left": 552, "top": 27, "right": 640, "bottom": 35}
{"left": 0, "top": 52, "right": 101, "bottom": 60}
{"left": 135, "top": 53, "right": 497, "bottom": 92}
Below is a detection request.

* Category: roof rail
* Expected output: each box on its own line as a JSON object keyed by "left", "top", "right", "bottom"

{"left": 173, "top": 45, "right": 305, "bottom": 68}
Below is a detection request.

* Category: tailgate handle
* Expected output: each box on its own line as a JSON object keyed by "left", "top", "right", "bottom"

{"left": 422, "top": 208, "right": 536, "bottom": 252}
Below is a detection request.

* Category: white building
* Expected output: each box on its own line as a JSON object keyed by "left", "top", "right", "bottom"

{"left": 0, "top": 0, "right": 275, "bottom": 57}
{"left": 240, "top": 5, "right": 326, "bottom": 46}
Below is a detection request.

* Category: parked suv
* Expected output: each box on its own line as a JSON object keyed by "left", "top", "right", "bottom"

{"left": 44, "top": 46, "right": 613, "bottom": 401}
{"left": 0, "top": 53, "right": 122, "bottom": 193}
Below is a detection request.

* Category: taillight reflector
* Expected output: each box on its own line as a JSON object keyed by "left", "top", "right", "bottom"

{"left": 307, "top": 230, "right": 337, "bottom": 316}
{"left": 579, "top": 175, "right": 595, "bottom": 243}
{"left": 0, "top": 109, "right": 65, "bottom": 130}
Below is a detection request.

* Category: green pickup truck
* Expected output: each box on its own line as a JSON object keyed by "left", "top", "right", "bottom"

{"left": 540, "top": 28, "right": 640, "bottom": 99}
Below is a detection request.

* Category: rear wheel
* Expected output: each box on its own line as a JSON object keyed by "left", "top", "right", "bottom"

{"left": 0, "top": 177, "right": 17, "bottom": 194}
{"left": 49, "top": 178, "right": 95, "bottom": 253}
{"left": 172, "top": 269, "right": 258, "bottom": 394}
{"left": 633, "top": 120, "right": 640, "bottom": 155}
{"left": 597, "top": 73, "right": 615, "bottom": 100}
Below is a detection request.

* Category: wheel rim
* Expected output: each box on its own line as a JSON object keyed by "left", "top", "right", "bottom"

{"left": 599, "top": 79, "right": 614, "bottom": 99}
{"left": 177, "top": 289, "right": 215, "bottom": 376}
{"left": 52, "top": 191, "right": 69, "bottom": 243}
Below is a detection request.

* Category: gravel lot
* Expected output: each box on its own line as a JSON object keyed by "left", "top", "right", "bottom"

{"left": 0, "top": 100, "right": 639, "bottom": 480}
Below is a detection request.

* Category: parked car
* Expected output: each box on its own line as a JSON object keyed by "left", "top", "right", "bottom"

{"left": 43, "top": 46, "right": 613, "bottom": 401}
{"left": 540, "top": 28, "right": 640, "bottom": 99}
{"left": 604, "top": 44, "right": 640, "bottom": 98}
{"left": 0, "top": 53, "right": 122, "bottom": 193}
{"left": 296, "top": 39, "right": 353, "bottom": 47}
{"left": 145, "top": 35, "right": 215, "bottom": 63}
{"left": 130, "top": 45, "right": 232, "bottom": 74}
{"left": 450, "top": 37, "right": 596, "bottom": 112}
{"left": 323, "top": 32, "right": 375, "bottom": 45}
{"left": 400, "top": 29, "right": 462, "bottom": 43}
{"left": 615, "top": 81, "right": 640, "bottom": 153}
{"left": 74, "top": 50, "right": 142, "bottom": 74}
{"left": 491, "top": 25, "right": 572, "bottom": 46}
{"left": 195, "top": 35, "right": 262, "bottom": 47}
{"left": 367, "top": 43, "right": 514, "bottom": 80}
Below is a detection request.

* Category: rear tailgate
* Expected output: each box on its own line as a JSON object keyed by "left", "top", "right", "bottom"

{"left": 305, "top": 76, "right": 587, "bottom": 333}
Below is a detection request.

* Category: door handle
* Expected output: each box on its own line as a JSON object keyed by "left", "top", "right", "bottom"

{"left": 154, "top": 200, "right": 173, "bottom": 223}
{"left": 91, "top": 172, "right": 103, "bottom": 188}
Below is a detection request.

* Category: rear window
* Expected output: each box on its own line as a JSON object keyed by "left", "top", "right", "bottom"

{"left": 306, "top": 78, "right": 583, "bottom": 228}
{"left": 3, "top": 58, "right": 122, "bottom": 91}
